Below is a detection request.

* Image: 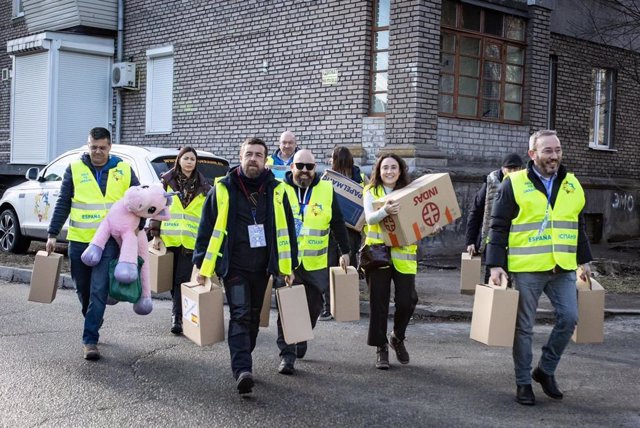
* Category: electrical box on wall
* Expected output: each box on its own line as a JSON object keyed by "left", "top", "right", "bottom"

{"left": 112, "top": 62, "right": 136, "bottom": 88}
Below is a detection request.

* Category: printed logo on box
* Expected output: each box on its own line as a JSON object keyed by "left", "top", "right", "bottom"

{"left": 383, "top": 216, "right": 396, "bottom": 232}
{"left": 422, "top": 202, "right": 440, "bottom": 226}
{"left": 182, "top": 296, "right": 199, "bottom": 327}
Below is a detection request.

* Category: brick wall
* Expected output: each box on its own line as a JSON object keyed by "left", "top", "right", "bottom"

{"left": 0, "top": 8, "right": 28, "bottom": 163}
{"left": 523, "top": 5, "right": 550, "bottom": 131}
{"left": 385, "top": 0, "right": 441, "bottom": 152}
{"left": 551, "top": 33, "right": 640, "bottom": 181}
{"left": 120, "top": 0, "right": 372, "bottom": 165}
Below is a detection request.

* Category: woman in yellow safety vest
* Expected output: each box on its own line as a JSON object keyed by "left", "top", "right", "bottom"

{"left": 149, "top": 147, "right": 211, "bottom": 334}
{"left": 362, "top": 153, "right": 419, "bottom": 370}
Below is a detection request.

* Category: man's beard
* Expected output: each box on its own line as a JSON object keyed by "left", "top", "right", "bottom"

{"left": 295, "top": 172, "right": 312, "bottom": 188}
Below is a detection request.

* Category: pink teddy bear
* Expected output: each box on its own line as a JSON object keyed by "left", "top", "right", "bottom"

{"left": 81, "top": 184, "right": 175, "bottom": 315}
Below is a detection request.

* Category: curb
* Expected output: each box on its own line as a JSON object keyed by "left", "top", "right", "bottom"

{"left": 4, "top": 266, "right": 640, "bottom": 318}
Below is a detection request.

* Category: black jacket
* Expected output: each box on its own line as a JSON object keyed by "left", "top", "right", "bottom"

{"left": 192, "top": 166, "right": 298, "bottom": 278}
{"left": 485, "top": 161, "right": 593, "bottom": 270}
{"left": 465, "top": 170, "right": 505, "bottom": 248}
{"left": 283, "top": 171, "right": 351, "bottom": 256}
{"left": 48, "top": 153, "right": 142, "bottom": 238}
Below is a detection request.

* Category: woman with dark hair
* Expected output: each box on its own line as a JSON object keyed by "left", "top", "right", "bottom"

{"left": 363, "top": 153, "right": 426, "bottom": 369}
{"left": 149, "top": 147, "right": 212, "bottom": 334}
{"left": 321, "top": 146, "right": 369, "bottom": 320}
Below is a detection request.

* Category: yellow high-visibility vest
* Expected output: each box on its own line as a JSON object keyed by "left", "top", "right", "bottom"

{"left": 68, "top": 160, "right": 131, "bottom": 243}
{"left": 508, "top": 169, "right": 585, "bottom": 272}
{"left": 363, "top": 185, "right": 417, "bottom": 274}
{"left": 200, "top": 182, "right": 292, "bottom": 277}
{"left": 160, "top": 185, "right": 205, "bottom": 250}
{"left": 284, "top": 180, "right": 333, "bottom": 271}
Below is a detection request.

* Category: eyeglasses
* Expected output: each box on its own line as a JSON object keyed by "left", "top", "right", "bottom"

{"left": 294, "top": 163, "right": 315, "bottom": 171}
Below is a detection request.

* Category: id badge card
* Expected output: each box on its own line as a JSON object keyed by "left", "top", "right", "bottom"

{"left": 248, "top": 224, "right": 267, "bottom": 248}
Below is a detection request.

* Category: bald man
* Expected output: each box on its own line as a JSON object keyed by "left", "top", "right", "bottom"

{"left": 266, "top": 131, "right": 299, "bottom": 180}
{"left": 275, "top": 149, "right": 351, "bottom": 375}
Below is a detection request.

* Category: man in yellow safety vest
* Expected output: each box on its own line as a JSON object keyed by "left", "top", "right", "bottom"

{"left": 486, "top": 130, "right": 593, "bottom": 406}
{"left": 46, "top": 127, "right": 143, "bottom": 361}
{"left": 192, "top": 137, "right": 298, "bottom": 395}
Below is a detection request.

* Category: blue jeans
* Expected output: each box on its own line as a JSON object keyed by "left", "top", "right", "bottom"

{"left": 223, "top": 269, "right": 270, "bottom": 380}
{"left": 68, "top": 238, "right": 120, "bottom": 345}
{"left": 512, "top": 271, "right": 578, "bottom": 385}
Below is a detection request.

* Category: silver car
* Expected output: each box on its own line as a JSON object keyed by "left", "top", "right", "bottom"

{"left": 0, "top": 145, "right": 229, "bottom": 253}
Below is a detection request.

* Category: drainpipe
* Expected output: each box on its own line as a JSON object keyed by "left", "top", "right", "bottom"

{"left": 115, "top": 0, "right": 124, "bottom": 144}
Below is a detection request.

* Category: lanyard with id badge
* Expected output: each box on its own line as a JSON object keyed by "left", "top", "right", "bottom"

{"left": 237, "top": 170, "right": 267, "bottom": 248}
{"left": 295, "top": 186, "right": 313, "bottom": 238}
{"left": 537, "top": 175, "right": 555, "bottom": 237}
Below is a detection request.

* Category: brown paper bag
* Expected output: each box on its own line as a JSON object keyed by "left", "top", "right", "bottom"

{"left": 470, "top": 276, "right": 519, "bottom": 347}
{"left": 28, "top": 251, "right": 63, "bottom": 303}
{"left": 181, "top": 281, "right": 225, "bottom": 346}
{"left": 276, "top": 284, "right": 314, "bottom": 344}
{"left": 148, "top": 238, "right": 174, "bottom": 293}
{"left": 572, "top": 270, "right": 605, "bottom": 344}
{"left": 329, "top": 266, "right": 360, "bottom": 322}
{"left": 260, "top": 276, "right": 273, "bottom": 328}
{"left": 460, "top": 253, "right": 481, "bottom": 295}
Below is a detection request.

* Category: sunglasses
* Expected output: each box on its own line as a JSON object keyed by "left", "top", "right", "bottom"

{"left": 294, "top": 163, "right": 316, "bottom": 171}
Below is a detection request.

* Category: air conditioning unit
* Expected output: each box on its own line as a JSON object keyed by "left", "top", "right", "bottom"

{"left": 112, "top": 62, "right": 136, "bottom": 88}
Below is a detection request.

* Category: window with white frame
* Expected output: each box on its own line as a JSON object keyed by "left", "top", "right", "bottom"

{"left": 589, "top": 68, "right": 616, "bottom": 149}
{"left": 13, "top": 0, "right": 24, "bottom": 18}
{"left": 146, "top": 46, "right": 174, "bottom": 135}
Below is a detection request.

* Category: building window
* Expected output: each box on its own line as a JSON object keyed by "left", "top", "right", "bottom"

{"left": 370, "top": 0, "right": 390, "bottom": 115}
{"left": 547, "top": 55, "right": 557, "bottom": 130}
{"left": 589, "top": 68, "right": 616, "bottom": 149}
{"left": 439, "top": 0, "right": 526, "bottom": 122}
{"left": 12, "top": 0, "right": 24, "bottom": 18}
{"left": 146, "top": 46, "right": 174, "bottom": 135}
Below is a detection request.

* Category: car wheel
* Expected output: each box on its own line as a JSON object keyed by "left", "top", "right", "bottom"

{"left": 0, "top": 208, "right": 31, "bottom": 253}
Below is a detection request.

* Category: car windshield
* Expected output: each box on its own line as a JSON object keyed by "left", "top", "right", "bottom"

{"left": 150, "top": 156, "right": 229, "bottom": 183}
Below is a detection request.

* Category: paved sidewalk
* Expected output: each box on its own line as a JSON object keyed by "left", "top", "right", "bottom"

{"left": 3, "top": 257, "right": 639, "bottom": 320}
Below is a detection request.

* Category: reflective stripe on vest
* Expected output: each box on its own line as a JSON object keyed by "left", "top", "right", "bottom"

{"left": 68, "top": 160, "right": 131, "bottom": 243}
{"left": 200, "top": 182, "right": 292, "bottom": 278}
{"left": 284, "top": 180, "right": 333, "bottom": 271}
{"left": 507, "top": 170, "right": 585, "bottom": 272}
{"left": 363, "top": 185, "right": 417, "bottom": 274}
{"left": 160, "top": 185, "right": 205, "bottom": 250}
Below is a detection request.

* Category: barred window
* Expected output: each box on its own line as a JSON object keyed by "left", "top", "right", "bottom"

{"left": 439, "top": 0, "right": 526, "bottom": 123}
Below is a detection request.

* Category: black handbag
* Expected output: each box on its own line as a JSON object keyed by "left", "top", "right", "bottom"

{"left": 358, "top": 244, "right": 391, "bottom": 272}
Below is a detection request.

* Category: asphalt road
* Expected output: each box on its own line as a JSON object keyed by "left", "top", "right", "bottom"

{"left": 1, "top": 280, "right": 639, "bottom": 427}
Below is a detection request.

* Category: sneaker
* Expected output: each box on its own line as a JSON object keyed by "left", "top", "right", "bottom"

{"left": 171, "top": 315, "right": 183, "bottom": 335}
{"left": 236, "top": 372, "right": 254, "bottom": 395}
{"left": 376, "top": 344, "right": 389, "bottom": 370}
{"left": 389, "top": 332, "right": 410, "bottom": 364}
{"left": 296, "top": 342, "right": 307, "bottom": 359}
{"left": 83, "top": 344, "right": 100, "bottom": 361}
{"left": 278, "top": 357, "right": 295, "bottom": 375}
{"left": 318, "top": 310, "right": 333, "bottom": 321}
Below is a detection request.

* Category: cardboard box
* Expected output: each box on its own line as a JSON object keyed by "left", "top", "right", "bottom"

{"left": 372, "top": 173, "right": 461, "bottom": 247}
{"left": 321, "top": 169, "right": 365, "bottom": 231}
{"left": 260, "top": 276, "right": 274, "bottom": 328}
{"left": 460, "top": 253, "right": 482, "bottom": 295}
{"left": 148, "top": 239, "right": 174, "bottom": 294}
{"left": 276, "top": 284, "right": 314, "bottom": 344}
{"left": 329, "top": 266, "right": 360, "bottom": 322}
{"left": 181, "top": 281, "right": 225, "bottom": 346}
{"left": 28, "top": 251, "right": 63, "bottom": 303}
{"left": 572, "top": 274, "right": 605, "bottom": 344}
{"left": 470, "top": 280, "right": 519, "bottom": 347}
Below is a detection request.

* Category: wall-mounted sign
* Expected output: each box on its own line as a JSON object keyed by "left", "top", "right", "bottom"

{"left": 322, "top": 69, "right": 338, "bottom": 85}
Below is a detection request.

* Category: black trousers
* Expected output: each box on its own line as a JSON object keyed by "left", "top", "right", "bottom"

{"left": 224, "top": 269, "right": 270, "bottom": 379}
{"left": 168, "top": 247, "right": 194, "bottom": 318}
{"left": 276, "top": 265, "right": 328, "bottom": 361}
{"left": 366, "top": 265, "right": 417, "bottom": 347}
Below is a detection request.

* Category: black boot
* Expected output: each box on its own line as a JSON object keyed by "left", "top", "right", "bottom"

{"left": 376, "top": 344, "right": 389, "bottom": 370}
{"left": 532, "top": 366, "right": 563, "bottom": 399}
{"left": 171, "top": 315, "right": 183, "bottom": 335}
{"left": 516, "top": 384, "right": 535, "bottom": 405}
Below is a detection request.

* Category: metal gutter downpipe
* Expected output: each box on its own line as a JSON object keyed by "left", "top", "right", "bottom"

{"left": 115, "top": 0, "right": 124, "bottom": 144}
